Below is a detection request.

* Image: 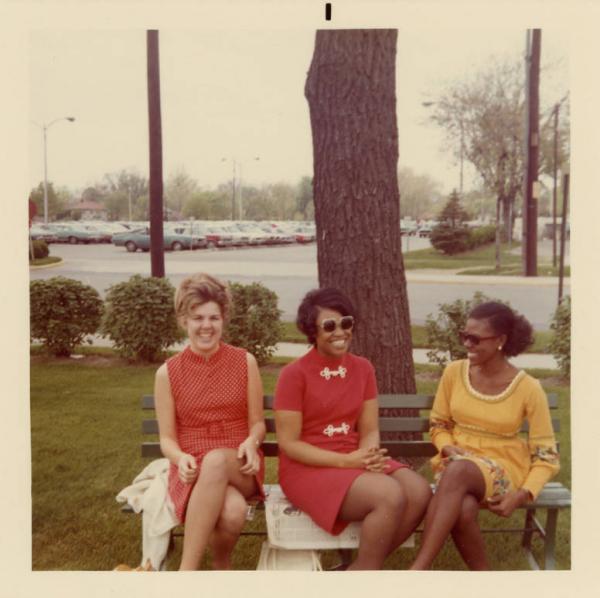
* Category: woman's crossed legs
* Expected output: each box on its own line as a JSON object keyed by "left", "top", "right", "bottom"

{"left": 179, "top": 448, "right": 258, "bottom": 570}
{"left": 410, "top": 459, "right": 488, "bottom": 570}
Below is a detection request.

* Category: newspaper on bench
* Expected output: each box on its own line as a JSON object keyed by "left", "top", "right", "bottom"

{"left": 265, "top": 485, "right": 361, "bottom": 550}
{"left": 264, "top": 484, "right": 415, "bottom": 550}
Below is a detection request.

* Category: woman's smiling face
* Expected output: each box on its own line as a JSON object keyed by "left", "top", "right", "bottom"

{"left": 462, "top": 317, "right": 505, "bottom": 366}
{"left": 314, "top": 307, "right": 353, "bottom": 359}
{"left": 183, "top": 300, "right": 224, "bottom": 357}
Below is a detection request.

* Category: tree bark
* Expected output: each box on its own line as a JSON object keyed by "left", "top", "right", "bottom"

{"left": 305, "top": 30, "right": 415, "bottom": 395}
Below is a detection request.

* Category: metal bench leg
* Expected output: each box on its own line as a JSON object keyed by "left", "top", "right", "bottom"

{"left": 543, "top": 509, "right": 559, "bottom": 571}
{"left": 522, "top": 508, "right": 536, "bottom": 552}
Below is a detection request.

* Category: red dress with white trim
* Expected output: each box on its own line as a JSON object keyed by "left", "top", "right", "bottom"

{"left": 166, "top": 343, "right": 264, "bottom": 522}
{"left": 274, "top": 347, "right": 408, "bottom": 534}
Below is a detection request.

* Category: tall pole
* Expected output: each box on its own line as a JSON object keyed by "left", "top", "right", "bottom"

{"left": 558, "top": 173, "right": 569, "bottom": 304}
{"left": 523, "top": 29, "right": 541, "bottom": 277}
{"left": 147, "top": 30, "right": 165, "bottom": 278}
{"left": 459, "top": 119, "right": 464, "bottom": 196}
{"left": 35, "top": 116, "right": 75, "bottom": 224}
{"left": 231, "top": 160, "right": 236, "bottom": 220}
{"left": 42, "top": 126, "right": 49, "bottom": 224}
{"left": 552, "top": 103, "right": 560, "bottom": 268}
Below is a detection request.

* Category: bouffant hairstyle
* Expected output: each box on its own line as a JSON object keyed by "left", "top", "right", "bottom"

{"left": 296, "top": 287, "right": 356, "bottom": 346}
{"left": 174, "top": 273, "right": 231, "bottom": 324}
{"left": 468, "top": 301, "right": 534, "bottom": 357}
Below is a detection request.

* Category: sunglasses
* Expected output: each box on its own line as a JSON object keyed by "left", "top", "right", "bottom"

{"left": 318, "top": 315, "right": 355, "bottom": 333}
{"left": 458, "top": 330, "right": 499, "bottom": 346}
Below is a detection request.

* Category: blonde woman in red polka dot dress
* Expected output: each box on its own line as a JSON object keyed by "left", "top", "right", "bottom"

{"left": 154, "top": 273, "right": 266, "bottom": 570}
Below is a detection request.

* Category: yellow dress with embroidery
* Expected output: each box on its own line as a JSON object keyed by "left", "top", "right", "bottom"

{"left": 430, "top": 360, "right": 559, "bottom": 500}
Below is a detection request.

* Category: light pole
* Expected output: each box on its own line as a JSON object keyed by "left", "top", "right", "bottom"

{"left": 221, "top": 157, "right": 260, "bottom": 220}
{"left": 33, "top": 116, "right": 75, "bottom": 223}
{"left": 422, "top": 101, "right": 464, "bottom": 195}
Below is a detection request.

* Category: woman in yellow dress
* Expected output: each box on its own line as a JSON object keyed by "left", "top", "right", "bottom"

{"left": 410, "top": 301, "right": 560, "bottom": 570}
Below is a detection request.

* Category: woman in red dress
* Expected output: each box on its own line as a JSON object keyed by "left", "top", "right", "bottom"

{"left": 275, "top": 288, "right": 431, "bottom": 570}
{"left": 154, "top": 273, "right": 266, "bottom": 570}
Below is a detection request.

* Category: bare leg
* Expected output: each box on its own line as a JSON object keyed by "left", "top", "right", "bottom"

{"left": 450, "top": 494, "right": 490, "bottom": 570}
{"left": 389, "top": 468, "right": 432, "bottom": 546}
{"left": 209, "top": 486, "right": 249, "bottom": 570}
{"left": 338, "top": 473, "right": 408, "bottom": 570}
{"left": 179, "top": 448, "right": 257, "bottom": 571}
{"left": 410, "top": 460, "right": 486, "bottom": 570}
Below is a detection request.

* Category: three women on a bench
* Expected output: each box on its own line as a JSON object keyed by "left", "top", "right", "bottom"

{"left": 155, "top": 274, "right": 558, "bottom": 570}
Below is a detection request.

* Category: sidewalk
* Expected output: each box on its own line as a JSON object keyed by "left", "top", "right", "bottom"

{"left": 274, "top": 342, "right": 557, "bottom": 370}
{"left": 81, "top": 336, "right": 558, "bottom": 370}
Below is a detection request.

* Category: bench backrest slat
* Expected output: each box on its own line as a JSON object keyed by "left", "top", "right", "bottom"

{"left": 141, "top": 393, "right": 559, "bottom": 458}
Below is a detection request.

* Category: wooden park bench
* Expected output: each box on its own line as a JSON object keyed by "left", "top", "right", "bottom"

{"left": 126, "top": 393, "right": 570, "bottom": 570}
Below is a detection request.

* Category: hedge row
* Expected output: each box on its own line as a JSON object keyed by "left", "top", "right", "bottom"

{"left": 430, "top": 225, "right": 497, "bottom": 256}
{"left": 30, "top": 275, "right": 282, "bottom": 364}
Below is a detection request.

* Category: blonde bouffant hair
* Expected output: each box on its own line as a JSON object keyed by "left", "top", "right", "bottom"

{"left": 174, "top": 273, "right": 232, "bottom": 324}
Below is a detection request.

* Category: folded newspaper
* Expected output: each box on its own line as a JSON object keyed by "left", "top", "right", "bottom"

{"left": 265, "top": 485, "right": 361, "bottom": 550}
{"left": 264, "top": 484, "right": 415, "bottom": 550}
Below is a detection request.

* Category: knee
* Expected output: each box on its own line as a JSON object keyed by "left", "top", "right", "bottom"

{"left": 376, "top": 482, "right": 407, "bottom": 516}
{"left": 200, "top": 449, "right": 230, "bottom": 481}
{"left": 437, "top": 460, "right": 476, "bottom": 491}
{"left": 219, "top": 494, "right": 247, "bottom": 534}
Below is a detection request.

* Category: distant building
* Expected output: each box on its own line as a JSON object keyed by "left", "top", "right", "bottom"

{"left": 68, "top": 199, "right": 108, "bottom": 221}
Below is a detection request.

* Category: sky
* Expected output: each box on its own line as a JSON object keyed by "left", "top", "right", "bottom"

{"left": 28, "top": 27, "right": 569, "bottom": 197}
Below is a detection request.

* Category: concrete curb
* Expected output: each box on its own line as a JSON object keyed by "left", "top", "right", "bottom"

{"left": 29, "top": 259, "right": 64, "bottom": 270}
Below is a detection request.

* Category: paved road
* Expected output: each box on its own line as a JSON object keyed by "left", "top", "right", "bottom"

{"left": 31, "top": 241, "right": 569, "bottom": 330}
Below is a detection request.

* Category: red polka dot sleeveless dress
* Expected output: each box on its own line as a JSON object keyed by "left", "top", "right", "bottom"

{"left": 166, "top": 342, "right": 265, "bottom": 522}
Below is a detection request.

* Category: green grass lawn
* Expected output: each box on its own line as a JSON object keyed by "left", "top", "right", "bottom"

{"left": 403, "top": 242, "right": 523, "bottom": 271}
{"left": 30, "top": 355, "right": 570, "bottom": 571}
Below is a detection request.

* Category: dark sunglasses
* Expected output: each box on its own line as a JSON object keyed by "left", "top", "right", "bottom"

{"left": 318, "top": 315, "right": 355, "bottom": 333}
{"left": 458, "top": 330, "right": 499, "bottom": 346}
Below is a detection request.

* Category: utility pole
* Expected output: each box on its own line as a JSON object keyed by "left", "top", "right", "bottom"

{"left": 552, "top": 102, "right": 560, "bottom": 268}
{"left": 558, "top": 173, "right": 569, "bottom": 304}
{"left": 523, "top": 29, "right": 541, "bottom": 277}
{"left": 147, "top": 30, "right": 165, "bottom": 277}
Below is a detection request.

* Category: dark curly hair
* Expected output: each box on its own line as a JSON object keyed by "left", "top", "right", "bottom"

{"left": 296, "top": 288, "right": 355, "bottom": 346}
{"left": 468, "top": 301, "right": 534, "bottom": 357}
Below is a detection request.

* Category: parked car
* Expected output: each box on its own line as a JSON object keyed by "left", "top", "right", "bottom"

{"left": 234, "top": 222, "right": 271, "bottom": 245}
{"left": 187, "top": 223, "right": 234, "bottom": 249}
{"left": 417, "top": 226, "right": 433, "bottom": 238}
{"left": 112, "top": 227, "right": 206, "bottom": 252}
{"left": 45, "top": 223, "right": 105, "bottom": 244}
{"left": 29, "top": 225, "right": 59, "bottom": 243}
{"left": 213, "top": 223, "right": 251, "bottom": 247}
{"left": 286, "top": 225, "right": 316, "bottom": 243}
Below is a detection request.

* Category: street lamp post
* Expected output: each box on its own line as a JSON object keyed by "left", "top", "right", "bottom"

{"left": 33, "top": 117, "right": 75, "bottom": 224}
{"left": 221, "top": 157, "right": 260, "bottom": 220}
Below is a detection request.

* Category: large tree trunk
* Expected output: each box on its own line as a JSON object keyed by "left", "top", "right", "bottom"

{"left": 305, "top": 29, "right": 415, "bottom": 395}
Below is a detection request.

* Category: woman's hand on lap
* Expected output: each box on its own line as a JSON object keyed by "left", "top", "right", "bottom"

{"left": 177, "top": 453, "right": 198, "bottom": 484}
{"left": 345, "top": 447, "right": 389, "bottom": 470}
{"left": 486, "top": 489, "right": 530, "bottom": 518}
{"left": 441, "top": 445, "right": 467, "bottom": 458}
{"left": 238, "top": 438, "right": 260, "bottom": 475}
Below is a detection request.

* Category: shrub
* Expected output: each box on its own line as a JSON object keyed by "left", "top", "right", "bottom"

{"left": 30, "top": 277, "right": 103, "bottom": 356}
{"left": 430, "top": 224, "right": 471, "bottom": 255}
{"left": 225, "top": 282, "right": 283, "bottom": 366}
{"left": 425, "top": 292, "right": 507, "bottom": 369}
{"left": 466, "top": 225, "right": 497, "bottom": 250}
{"left": 101, "top": 275, "right": 184, "bottom": 362}
{"left": 548, "top": 295, "right": 570, "bottom": 378}
{"left": 30, "top": 239, "right": 49, "bottom": 260}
